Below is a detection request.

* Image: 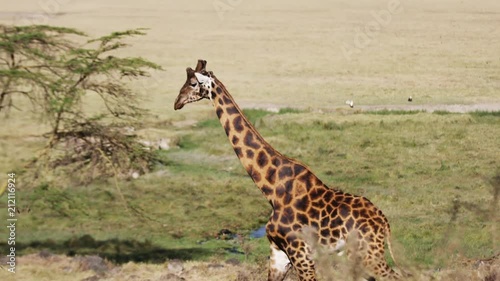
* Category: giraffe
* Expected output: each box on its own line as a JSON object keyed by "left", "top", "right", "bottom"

{"left": 174, "top": 60, "right": 405, "bottom": 281}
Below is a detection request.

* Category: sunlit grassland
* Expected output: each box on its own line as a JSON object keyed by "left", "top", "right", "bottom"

{"left": 191, "top": 109, "right": 499, "bottom": 264}
{"left": 257, "top": 111, "right": 499, "bottom": 266}
{"left": 2, "top": 108, "right": 498, "bottom": 274}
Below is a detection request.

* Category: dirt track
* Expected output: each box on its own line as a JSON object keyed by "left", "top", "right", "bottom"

{"left": 358, "top": 102, "right": 500, "bottom": 113}
{"left": 242, "top": 102, "right": 500, "bottom": 113}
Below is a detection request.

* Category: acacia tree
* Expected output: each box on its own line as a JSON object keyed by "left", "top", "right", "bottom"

{"left": 0, "top": 25, "right": 163, "bottom": 185}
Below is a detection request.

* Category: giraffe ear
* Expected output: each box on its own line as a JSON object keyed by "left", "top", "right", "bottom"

{"left": 195, "top": 60, "right": 207, "bottom": 72}
{"left": 194, "top": 72, "right": 211, "bottom": 85}
{"left": 186, "top": 67, "right": 194, "bottom": 77}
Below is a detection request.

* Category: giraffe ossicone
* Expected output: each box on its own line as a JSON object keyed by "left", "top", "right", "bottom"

{"left": 174, "top": 59, "right": 406, "bottom": 281}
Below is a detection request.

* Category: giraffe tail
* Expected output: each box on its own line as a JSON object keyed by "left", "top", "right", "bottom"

{"left": 385, "top": 225, "right": 411, "bottom": 278}
{"left": 385, "top": 225, "right": 398, "bottom": 266}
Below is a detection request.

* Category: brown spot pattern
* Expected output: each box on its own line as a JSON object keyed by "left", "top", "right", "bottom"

{"left": 200, "top": 89, "right": 402, "bottom": 281}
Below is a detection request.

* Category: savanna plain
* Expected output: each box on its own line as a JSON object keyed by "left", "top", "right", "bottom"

{"left": 0, "top": 0, "right": 499, "bottom": 280}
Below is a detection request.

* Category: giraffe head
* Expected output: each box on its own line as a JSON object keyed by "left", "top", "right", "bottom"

{"left": 174, "top": 59, "right": 216, "bottom": 110}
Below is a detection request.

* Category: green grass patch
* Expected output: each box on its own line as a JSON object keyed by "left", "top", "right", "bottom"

{"left": 196, "top": 118, "right": 220, "bottom": 128}
{"left": 242, "top": 108, "right": 274, "bottom": 124}
{"left": 278, "top": 107, "right": 304, "bottom": 114}
{"left": 469, "top": 110, "right": 500, "bottom": 117}
{"left": 365, "top": 109, "right": 426, "bottom": 115}
{"left": 433, "top": 110, "right": 454, "bottom": 115}
{"left": 177, "top": 134, "right": 199, "bottom": 150}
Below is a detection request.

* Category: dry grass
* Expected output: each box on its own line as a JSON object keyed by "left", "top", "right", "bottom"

{"left": 0, "top": 253, "right": 498, "bottom": 281}
{"left": 0, "top": 254, "right": 268, "bottom": 281}
{"left": 1, "top": 0, "right": 499, "bottom": 113}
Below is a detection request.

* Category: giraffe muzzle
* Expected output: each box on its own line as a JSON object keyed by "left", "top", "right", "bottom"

{"left": 174, "top": 96, "right": 186, "bottom": 110}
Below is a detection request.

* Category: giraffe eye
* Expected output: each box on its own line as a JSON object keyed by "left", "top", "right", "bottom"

{"left": 190, "top": 82, "right": 197, "bottom": 87}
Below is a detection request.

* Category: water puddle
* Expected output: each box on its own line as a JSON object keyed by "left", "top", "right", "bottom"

{"left": 249, "top": 225, "right": 266, "bottom": 238}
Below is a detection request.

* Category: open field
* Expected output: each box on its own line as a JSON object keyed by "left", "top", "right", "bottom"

{"left": 1, "top": 109, "right": 499, "bottom": 280}
{"left": 1, "top": 0, "right": 499, "bottom": 280}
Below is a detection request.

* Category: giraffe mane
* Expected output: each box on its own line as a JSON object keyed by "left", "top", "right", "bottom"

{"left": 213, "top": 76, "right": 289, "bottom": 160}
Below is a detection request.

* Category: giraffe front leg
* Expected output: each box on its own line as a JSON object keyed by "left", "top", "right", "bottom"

{"left": 268, "top": 241, "right": 292, "bottom": 281}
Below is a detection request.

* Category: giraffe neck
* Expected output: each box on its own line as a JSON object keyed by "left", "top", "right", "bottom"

{"left": 210, "top": 79, "right": 325, "bottom": 202}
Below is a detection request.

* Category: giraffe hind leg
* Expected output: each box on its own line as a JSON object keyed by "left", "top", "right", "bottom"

{"left": 362, "top": 249, "right": 403, "bottom": 281}
{"left": 285, "top": 239, "right": 317, "bottom": 281}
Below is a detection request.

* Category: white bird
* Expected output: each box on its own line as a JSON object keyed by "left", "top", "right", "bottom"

{"left": 345, "top": 100, "right": 354, "bottom": 108}
{"left": 408, "top": 96, "right": 413, "bottom": 102}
